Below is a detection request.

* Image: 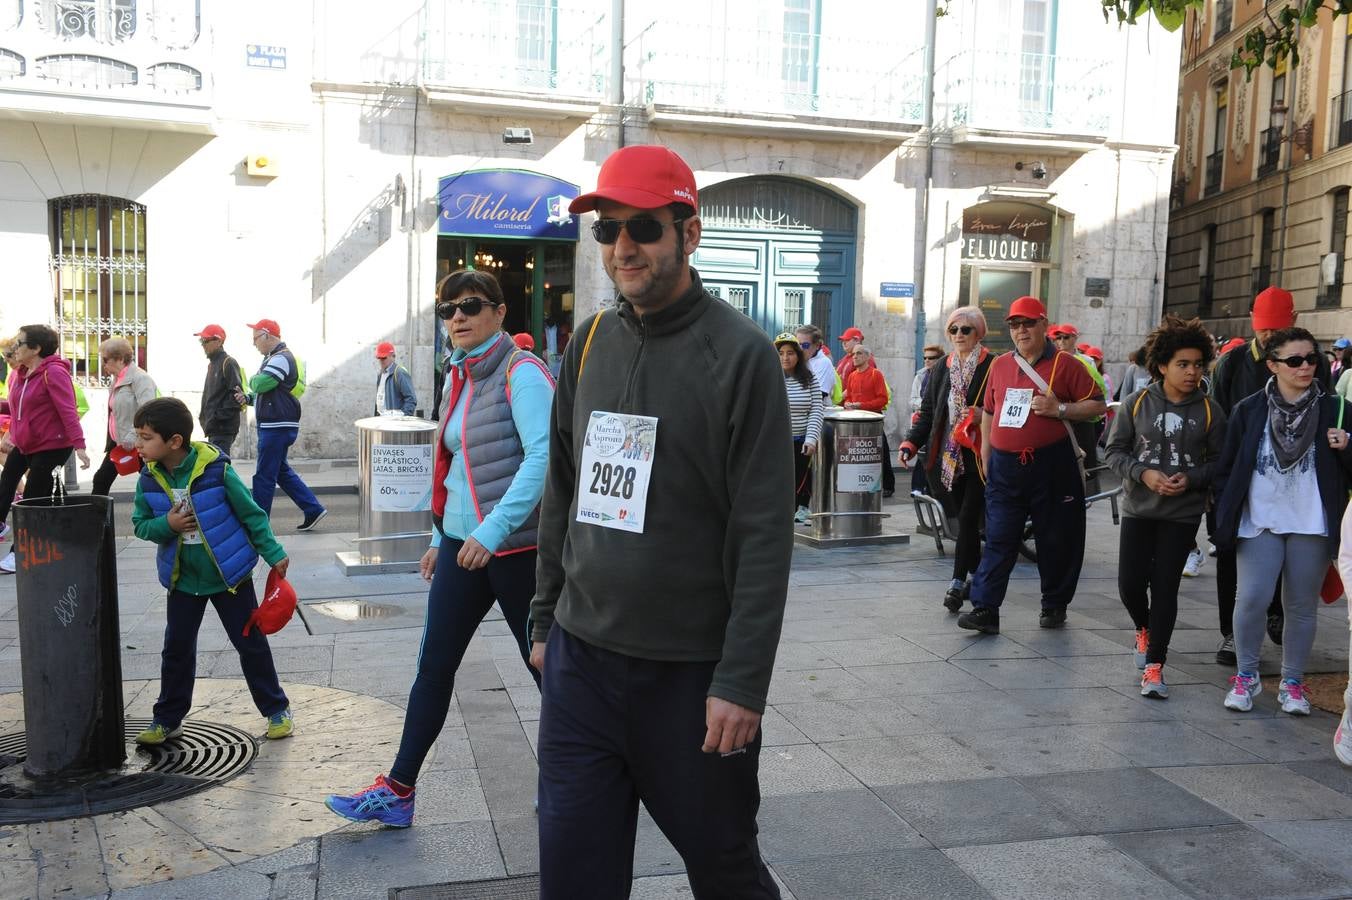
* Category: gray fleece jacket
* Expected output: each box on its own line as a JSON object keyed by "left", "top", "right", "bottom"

{"left": 530, "top": 269, "right": 794, "bottom": 713}
{"left": 1104, "top": 383, "right": 1227, "bottom": 523}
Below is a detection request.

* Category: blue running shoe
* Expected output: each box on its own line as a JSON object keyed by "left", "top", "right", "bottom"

{"left": 325, "top": 774, "right": 415, "bottom": 827}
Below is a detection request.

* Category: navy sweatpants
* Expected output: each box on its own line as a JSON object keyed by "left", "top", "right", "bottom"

{"left": 969, "top": 439, "right": 1085, "bottom": 611}
{"left": 536, "top": 624, "right": 780, "bottom": 900}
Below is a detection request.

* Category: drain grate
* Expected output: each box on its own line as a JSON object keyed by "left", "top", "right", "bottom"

{"left": 0, "top": 718, "right": 258, "bottom": 825}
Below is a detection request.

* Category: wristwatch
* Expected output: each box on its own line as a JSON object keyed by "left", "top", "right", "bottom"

{"left": 1057, "top": 403, "right": 1067, "bottom": 419}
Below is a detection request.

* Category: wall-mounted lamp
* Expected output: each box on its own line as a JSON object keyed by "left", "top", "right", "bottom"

{"left": 503, "top": 127, "right": 533, "bottom": 145}
{"left": 1271, "top": 101, "right": 1315, "bottom": 156}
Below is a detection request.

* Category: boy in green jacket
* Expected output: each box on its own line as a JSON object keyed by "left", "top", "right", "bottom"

{"left": 130, "top": 397, "right": 294, "bottom": 744}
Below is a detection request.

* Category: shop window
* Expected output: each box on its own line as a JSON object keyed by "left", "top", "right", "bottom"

{"left": 49, "top": 194, "right": 148, "bottom": 385}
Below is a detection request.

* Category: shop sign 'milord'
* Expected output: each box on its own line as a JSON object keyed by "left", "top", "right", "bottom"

{"left": 437, "top": 170, "right": 580, "bottom": 240}
{"left": 961, "top": 201, "right": 1054, "bottom": 263}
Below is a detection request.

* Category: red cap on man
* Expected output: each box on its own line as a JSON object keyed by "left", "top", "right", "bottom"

{"left": 194, "top": 324, "right": 226, "bottom": 340}
{"left": 839, "top": 327, "right": 865, "bottom": 342}
{"left": 1056, "top": 322, "right": 1079, "bottom": 336}
{"left": 1005, "top": 296, "right": 1048, "bottom": 321}
{"left": 246, "top": 319, "right": 282, "bottom": 338}
{"left": 569, "top": 145, "right": 698, "bottom": 214}
{"left": 375, "top": 341, "right": 395, "bottom": 358}
{"left": 1251, "top": 286, "right": 1295, "bottom": 330}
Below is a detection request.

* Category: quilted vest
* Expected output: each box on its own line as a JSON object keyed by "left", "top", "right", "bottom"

{"left": 433, "top": 333, "right": 551, "bottom": 555}
{"left": 141, "top": 445, "right": 259, "bottom": 590}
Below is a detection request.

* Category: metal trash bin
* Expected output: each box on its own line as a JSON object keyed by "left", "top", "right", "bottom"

{"left": 336, "top": 415, "right": 437, "bottom": 575}
{"left": 811, "top": 409, "right": 887, "bottom": 540}
{"left": 12, "top": 494, "right": 124, "bottom": 777}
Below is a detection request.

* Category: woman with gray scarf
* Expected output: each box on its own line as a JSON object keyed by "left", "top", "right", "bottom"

{"left": 1212, "top": 327, "right": 1352, "bottom": 715}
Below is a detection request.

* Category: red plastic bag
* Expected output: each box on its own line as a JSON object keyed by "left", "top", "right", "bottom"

{"left": 1321, "top": 564, "right": 1345, "bottom": 605}
{"left": 110, "top": 447, "right": 141, "bottom": 475}
{"left": 243, "top": 569, "right": 298, "bottom": 636}
{"left": 952, "top": 406, "right": 981, "bottom": 454}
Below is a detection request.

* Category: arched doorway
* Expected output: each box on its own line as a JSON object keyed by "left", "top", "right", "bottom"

{"left": 693, "top": 177, "right": 857, "bottom": 347}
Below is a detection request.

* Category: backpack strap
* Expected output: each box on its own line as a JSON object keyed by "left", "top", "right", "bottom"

{"left": 577, "top": 311, "right": 606, "bottom": 383}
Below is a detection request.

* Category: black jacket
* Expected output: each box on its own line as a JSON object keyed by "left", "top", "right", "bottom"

{"left": 1212, "top": 389, "right": 1352, "bottom": 556}
{"left": 1212, "top": 339, "right": 1331, "bottom": 414}
{"left": 200, "top": 348, "right": 243, "bottom": 435}
{"left": 903, "top": 349, "right": 993, "bottom": 501}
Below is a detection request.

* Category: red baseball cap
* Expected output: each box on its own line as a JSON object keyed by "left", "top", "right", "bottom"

{"left": 1085, "top": 345, "right": 1104, "bottom": 362}
{"left": 1076, "top": 342, "right": 1092, "bottom": 354}
{"left": 512, "top": 332, "right": 535, "bottom": 351}
{"left": 246, "top": 319, "right": 281, "bottom": 338}
{"left": 839, "top": 327, "right": 865, "bottom": 342}
{"left": 375, "top": 341, "right": 395, "bottom": 358}
{"left": 570, "top": 145, "right": 698, "bottom": 214}
{"left": 1005, "top": 296, "right": 1048, "bottom": 321}
{"left": 1251, "top": 286, "right": 1295, "bottom": 330}
{"left": 1055, "top": 321, "right": 1079, "bottom": 336}
{"left": 194, "top": 324, "right": 226, "bottom": 340}
{"left": 1221, "top": 337, "right": 1248, "bottom": 354}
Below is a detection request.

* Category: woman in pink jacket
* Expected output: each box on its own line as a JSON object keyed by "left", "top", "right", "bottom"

{"left": 0, "top": 324, "right": 90, "bottom": 574}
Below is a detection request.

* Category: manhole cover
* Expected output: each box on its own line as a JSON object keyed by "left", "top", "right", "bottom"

{"left": 0, "top": 718, "right": 257, "bottom": 825}
{"left": 307, "top": 600, "right": 404, "bottom": 621}
{"left": 390, "top": 874, "right": 540, "bottom": 899}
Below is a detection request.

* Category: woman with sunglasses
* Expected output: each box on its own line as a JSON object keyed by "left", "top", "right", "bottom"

{"left": 899, "top": 306, "right": 994, "bottom": 612}
{"left": 1212, "top": 327, "right": 1352, "bottom": 714}
{"left": 327, "top": 269, "right": 554, "bottom": 826}
{"left": 774, "top": 333, "right": 823, "bottom": 525}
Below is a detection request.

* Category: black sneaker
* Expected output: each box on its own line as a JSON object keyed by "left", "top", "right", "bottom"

{"left": 943, "top": 586, "right": 965, "bottom": 613}
{"left": 298, "top": 509, "right": 328, "bottom": 532}
{"left": 957, "top": 606, "right": 999, "bottom": 634}
{"left": 1215, "top": 634, "right": 1236, "bottom": 666}
{"left": 1267, "top": 613, "right": 1284, "bottom": 646}
{"left": 1039, "top": 606, "right": 1067, "bottom": 629}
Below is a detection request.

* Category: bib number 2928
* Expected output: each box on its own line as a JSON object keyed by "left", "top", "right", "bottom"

{"left": 576, "top": 411, "right": 659, "bottom": 533}
{"left": 589, "top": 461, "right": 637, "bottom": 500}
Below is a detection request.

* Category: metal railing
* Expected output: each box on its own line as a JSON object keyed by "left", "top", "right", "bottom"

{"left": 1257, "top": 126, "right": 1282, "bottom": 177}
{"left": 421, "top": 0, "right": 609, "bottom": 99}
{"left": 1333, "top": 90, "right": 1352, "bottom": 150}
{"left": 1204, "top": 150, "right": 1224, "bottom": 196}
{"left": 628, "top": 20, "right": 925, "bottom": 123}
{"left": 936, "top": 49, "right": 1114, "bottom": 135}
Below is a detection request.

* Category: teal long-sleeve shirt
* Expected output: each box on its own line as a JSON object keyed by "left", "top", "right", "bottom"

{"left": 132, "top": 444, "right": 287, "bottom": 595}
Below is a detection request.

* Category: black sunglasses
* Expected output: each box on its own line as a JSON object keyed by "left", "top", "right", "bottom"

{"left": 947, "top": 325, "right": 975, "bottom": 336}
{"left": 924, "top": 355, "right": 944, "bottom": 362}
{"left": 437, "top": 297, "right": 499, "bottom": 318}
{"left": 1273, "top": 352, "right": 1320, "bottom": 368}
{"left": 591, "top": 217, "right": 685, "bottom": 245}
{"left": 1007, "top": 318, "right": 1039, "bottom": 330}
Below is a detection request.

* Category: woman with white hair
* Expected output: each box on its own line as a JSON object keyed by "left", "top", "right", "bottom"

{"left": 91, "top": 337, "right": 158, "bottom": 496}
{"left": 899, "top": 306, "right": 994, "bottom": 612}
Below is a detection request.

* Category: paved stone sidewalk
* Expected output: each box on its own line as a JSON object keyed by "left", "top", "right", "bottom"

{"left": 2, "top": 498, "right": 1352, "bottom": 898}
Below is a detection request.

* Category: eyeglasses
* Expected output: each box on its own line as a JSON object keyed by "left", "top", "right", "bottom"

{"left": 799, "top": 341, "right": 813, "bottom": 350}
{"left": 437, "top": 297, "right": 500, "bottom": 318}
{"left": 590, "top": 217, "right": 685, "bottom": 245}
{"left": 924, "top": 355, "right": 943, "bottom": 362}
{"left": 376, "top": 356, "right": 389, "bottom": 361}
{"left": 1007, "top": 318, "right": 1039, "bottom": 330}
{"left": 1273, "top": 352, "right": 1320, "bottom": 368}
{"left": 947, "top": 325, "right": 975, "bottom": 336}
{"left": 199, "top": 338, "right": 219, "bottom": 345}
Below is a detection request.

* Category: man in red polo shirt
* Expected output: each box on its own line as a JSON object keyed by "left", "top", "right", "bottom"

{"left": 957, "top": 297, "right": 1106, "bottom": 634}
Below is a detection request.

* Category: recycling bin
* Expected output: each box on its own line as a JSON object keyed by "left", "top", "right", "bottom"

{"left": 345, "top": 415, "right": 438, "bottom": 570}
{"left": 811, "top": 409, "right": 886, "bottom": 540}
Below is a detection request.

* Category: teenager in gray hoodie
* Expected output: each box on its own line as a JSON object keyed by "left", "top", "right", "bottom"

{"left": 1105, "top": 316, "right": 1226, "bottom": 699}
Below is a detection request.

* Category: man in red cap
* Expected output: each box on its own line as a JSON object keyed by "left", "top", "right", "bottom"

{"left": 837, "top": 326, "right": 865, "bottom": 380}
{"left": 1206, "top": 286, "right": 1331, "bottom": 663}
{"left": 233, "top": 319, "right": 327, "bottom": 530}
{"left": 195, "top": 324, "right": 244, "bottom": 454}
{"left": 957, "top": 296, "right": 1106, "bottom": 634}
{"left": 373, "top": 340, "right": 416, "bottom": 417}
{"left": 529, "top": 145, "right": 790, "bottom": 897}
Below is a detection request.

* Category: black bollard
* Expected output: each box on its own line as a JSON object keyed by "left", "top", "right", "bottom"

{"left": 12, "top": 494, "right": 125, "bottom": 778}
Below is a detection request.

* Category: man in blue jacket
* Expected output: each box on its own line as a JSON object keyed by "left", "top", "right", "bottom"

{"left": 373, "top": 341, "right": 417, "bottom": 416}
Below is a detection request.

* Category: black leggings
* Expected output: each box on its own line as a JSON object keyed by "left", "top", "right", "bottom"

{"left": 948, "top": 450, "right": 984, "bottom": 582}
{"left": 0, "top": 446, "right": 72, "bottom": 524}
{"left": 1118, "top": 516, "right": 1198, "bottom": 665}
{"left": 792, "top": 437, "right": 812, "bottom": 508}
{"left": 389, "top": 539, "right": 540, "bottom": 786}
{"left": 91, "top": 436, "right": 118, "bottom": 497}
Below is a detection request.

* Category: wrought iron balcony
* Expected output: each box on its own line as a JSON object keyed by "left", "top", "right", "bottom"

{"left": 936, "top": 50, "right": 1115, "bottom": 137}
{"left": 1204, "top": 150, "right": 1224, "bottom": 196}
{"left": 1333, "top": 90, "right": 1352, "bottom": 150}
{"left": 420, "top": 0, "right": 609, "bottom": 103}
{"left": 1257, "top": 126, "right": 1282, "bottom": 177}
{"left": 628, "top": 19, "right": 925, "bottom": 126}
{"left": 0, "top": 0, "right": 211, "bottom": 131}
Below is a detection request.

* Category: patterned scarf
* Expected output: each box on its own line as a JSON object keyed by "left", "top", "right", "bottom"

{"left": 1265, "top": 377, "right": 1321, "bottom": 471}
{"left": 940, "top": 347, "right": 981, "bottom": 489}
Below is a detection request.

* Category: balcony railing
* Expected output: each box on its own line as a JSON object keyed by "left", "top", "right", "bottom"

{"left": 1333, "top": 90, "right": 1352, "bottom": 150}
{"left": 937, "top": 50, "right": 1114, "bottom": 136}
{"left": 421, "top": 0, "right": 609, "bottom": 100}
{"left": 1251, "top": 264, "right": 1271, "bottom": 297}
{"left": 628, "top": 20, "right": 924, "bottom": 124}
{"left": 1258, "top": 126, "right": 1282, "bottom": 177}
{"left": 1204, "top": 150, "right": 1224, "bottom": 196}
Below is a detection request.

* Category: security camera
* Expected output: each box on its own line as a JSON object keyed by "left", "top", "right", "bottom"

{"left": 502, "top": 127, "right": 533, "bottom": 145}
{"left": 1031, "top": 161, "right": 1048, "bottom": 180}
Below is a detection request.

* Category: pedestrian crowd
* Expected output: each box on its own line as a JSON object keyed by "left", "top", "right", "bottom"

{"left": 6, "top": 145, "right": 1352, "bottom": 898}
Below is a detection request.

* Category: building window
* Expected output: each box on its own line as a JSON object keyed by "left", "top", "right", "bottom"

{"left": 49, "top": 194, "right": 147, "bottom": 385}
{"left": 1214, "top": 0, "right": 1232, "bottom": 38}
{"left": 1260, "top": 70, "right": 1285, "bottom": 177}
{"left": 1320, "top": 187, "right": 1349, "bottom": 308}
{"left": 515, "top": 0, "right": 555, "bottom": 84}
{"left": 1206, "top": 84, "right": 1226, "bottom": 196}
{"left": 781, "top": 0, "right": 818, "bottom": 104}
{"left": 1200, "top": 224, "right": 1217, "bottom": 315}
{"left": 35, "top": 53, "right": 135, "bottom": 86}
{"left": 1253, "top": 208, "right": 1275, "bottom": 295}
{"left": 36, "top": 0, "right": 136, "bottom": 43}
{"left": 1336, "top": 26, "right": 1352, "bottom": 149}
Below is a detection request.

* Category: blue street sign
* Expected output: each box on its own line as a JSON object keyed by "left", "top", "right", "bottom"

{"left": 437, "top": 170, "right": 580, "bottom": 241}
{"left": 246, "top": 44, "right": 287, "bottom": 70}
{"left": 880, "top": 282, "right": 915, "bottom": 298}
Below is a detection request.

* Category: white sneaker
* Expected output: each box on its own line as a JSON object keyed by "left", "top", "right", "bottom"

{"left": 1335, "top": 707, "right": 1352, "bottom": 765}
{"left": 1182, "top": 547, "right": 1204, "bottom": 577}
{"left": 1278, "top": 679, "right": 1311, "bottom": 716}
{"left": 1224, "top": 672, "right": 1261, "bottom": 712}
{"left": 793, "top": 506, "right": 810, "bottom": 525}
{"left": 0, "top": 551, "right": 14, "bottom": 574}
